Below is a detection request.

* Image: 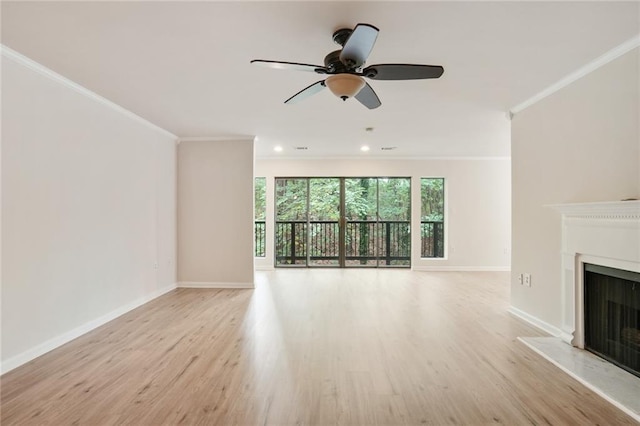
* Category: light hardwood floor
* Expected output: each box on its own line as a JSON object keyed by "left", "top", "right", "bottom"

{"left": 1, "top": 270, "right": 635, "bottom": 425}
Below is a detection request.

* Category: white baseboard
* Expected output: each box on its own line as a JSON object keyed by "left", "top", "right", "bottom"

{"left": 177, "top": 281, "right": 254, "bottom": 289}
{"left": 0, "top": 283, "right": 177, "bottom": 375}
{"left": 412, "top": 266, "right": 510, "bottom": 272}
{"left": 255, "top": 265, "right": 275, "bottom": 271}
{"left": 508, "top": 306, "right": 563, "bottom": 337}
{"left": 558, "top": 330, "right": 575, "bottom": 345}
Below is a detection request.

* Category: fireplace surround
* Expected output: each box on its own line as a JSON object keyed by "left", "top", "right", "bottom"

{"left": 551, "top": 201, "right": 640, "bottom": 350}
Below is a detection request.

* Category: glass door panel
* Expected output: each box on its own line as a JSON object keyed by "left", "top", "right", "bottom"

{"left": 308, "top": 178, "right": 341, "bottom": 266}
{"left": 378, "top": 178, "right": 411, "bottom": 266}
{"left": 275, "top": 178, "right": 308, "bottom": 266}
{"left": 344, "top": 178, "right": 378, "bottom": 267}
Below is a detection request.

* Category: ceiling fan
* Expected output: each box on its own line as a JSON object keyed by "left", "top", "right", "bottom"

{"left": 251, "top": 23, "right": 444, "bottom": 109}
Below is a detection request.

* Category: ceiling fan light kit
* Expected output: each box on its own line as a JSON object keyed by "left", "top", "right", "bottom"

{"left": 325, "top": 74, "right": 365, "bottom": 100}
{"left": 251, "top": 23, "right": 444, "bottom": 109}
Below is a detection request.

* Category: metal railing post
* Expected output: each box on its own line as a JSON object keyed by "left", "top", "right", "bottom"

{"left": 434, "top": 222, "right": 441, "bottom": 257}
{"left": 290, "top": 222, "right": 296, "bottom": 264}
{"left": 385, "top": 222, "right": 391, "bottom": 265}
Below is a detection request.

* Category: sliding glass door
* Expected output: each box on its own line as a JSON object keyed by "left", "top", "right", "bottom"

{"left": 275, "top": 177, "right": 411, "bottom": 268}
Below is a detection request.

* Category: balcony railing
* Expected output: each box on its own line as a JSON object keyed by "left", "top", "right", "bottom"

{"left": 254, "top": 220, "right": 266, "bottom": 257}
{"left": 256, "top": 220, "right": 445, "bottom": 261}
{"left": 421, "top": 221, "right": 444, "bottom": 258}
{"left": 275, "top": 220, "right": 412, "bottom": 266}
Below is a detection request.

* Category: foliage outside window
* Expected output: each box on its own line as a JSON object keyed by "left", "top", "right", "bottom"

{"left": 254, "top": 177, "right": 266, "bottom": 257}
{"left": 421, "top": 178, "right": 445, "bottom": 258}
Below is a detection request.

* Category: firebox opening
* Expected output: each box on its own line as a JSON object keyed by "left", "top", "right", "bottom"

{"left": 584, "top": 263, "right": 640, "bottom": 378}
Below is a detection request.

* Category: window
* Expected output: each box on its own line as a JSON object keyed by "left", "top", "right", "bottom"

{"left": 421, "top": 178, "right": 445, "bottom": 258}
{"left": 254, "top": 177, "right": 266, "bottom": 257}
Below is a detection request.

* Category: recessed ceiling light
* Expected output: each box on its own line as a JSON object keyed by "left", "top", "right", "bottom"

{"left": 274, "top": 146, "right": 283, "bottom": 152}
{"left": 360, "top": 145, "right": 370, "bottom": 152}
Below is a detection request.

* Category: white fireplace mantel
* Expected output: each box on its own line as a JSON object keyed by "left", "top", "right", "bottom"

{"left": 550, "top": 200, "right": 640, "bottom": 218}
{"left": 550, "top": 200, "right": 640, "bottom": 346}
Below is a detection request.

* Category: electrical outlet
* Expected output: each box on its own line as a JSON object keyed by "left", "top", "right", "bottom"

{"left": 524, "top": 273, "right": 531, "bottom": 287}
{"left": 517, "top": 274, "right": 523, "bottom": 285}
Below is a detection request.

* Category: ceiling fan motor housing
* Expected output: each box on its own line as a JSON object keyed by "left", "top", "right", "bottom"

{"left": 332, "top": 28, "right": 353, "bottom": 46}
{"left": 324, "top": 50, "right": 350, "bottom": 73}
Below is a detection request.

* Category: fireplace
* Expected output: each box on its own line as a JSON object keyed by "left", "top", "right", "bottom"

{"left": 537, "top": 201, "right": 640, "bottom": 421}
{"left": 551, "top": 200, "right": 640, "bottom": 349}
{"left": 584, "top": 263, "right": 640, "bottom": 377}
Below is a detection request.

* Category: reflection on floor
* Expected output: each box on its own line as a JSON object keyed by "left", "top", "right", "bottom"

{"left": 519, "top": 336, "right": 640, "bottom": 422}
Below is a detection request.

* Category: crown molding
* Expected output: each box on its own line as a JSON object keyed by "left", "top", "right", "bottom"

{"left": 510, "top": 34, "right": 640, "bottom": 116}
{"left": 1, "top": 44, "right": 177, "bottom": 141}
{"left": 178, "top": 136, "right": 255, "bottom": 143}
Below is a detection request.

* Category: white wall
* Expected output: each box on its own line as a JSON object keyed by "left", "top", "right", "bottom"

{"left": 511, "top": 47, "right": 640, "bottom": 331}
{"left": 1, "top": 49, "right": 177, "bottom": 372}
{"left": 177, "top": 139, "right": 254, "bottom": 287}
{"left": 255, "top": 158, "right": 511, "bottom": 270}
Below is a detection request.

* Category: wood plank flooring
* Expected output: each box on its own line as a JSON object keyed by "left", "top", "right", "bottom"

{"left": 1, "top": 270, "right": 636, "bottom": 425}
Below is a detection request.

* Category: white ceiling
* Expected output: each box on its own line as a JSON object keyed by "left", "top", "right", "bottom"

{"left": 2, "top": 1, "right": 639, "bottom": 159}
